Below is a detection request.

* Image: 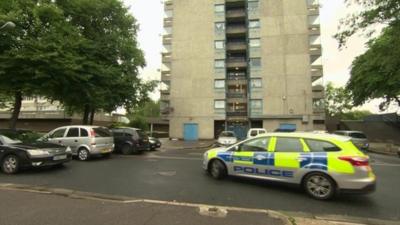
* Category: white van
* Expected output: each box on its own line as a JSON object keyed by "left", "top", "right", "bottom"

{"left": 246, "top": 128, "right": 267, "bottom": 139}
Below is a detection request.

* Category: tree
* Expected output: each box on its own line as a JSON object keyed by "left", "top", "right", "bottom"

{"left": 335, "top": 0, "right": 400, "bottom": 110}
{"left": 324, "top": 82, "right": 354, "bottom": 117}
{"left": 126, "top": 100, "right": 161, "bottom": 131}
{"left": 347, "top": 26, "right": 400, "bottom": 110}
{"left": 0, "top": 0, "right": 83, "bottom": 129}
{"left": 54, "top": 0, "right": 150, "bottom": 124}
{"left": 335, "top": 0, "right": 400, "bottom": 48}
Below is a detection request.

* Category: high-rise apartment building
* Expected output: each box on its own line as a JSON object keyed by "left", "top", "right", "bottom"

{"left": 160, "top": 0, "right": 325, "bottom": 140}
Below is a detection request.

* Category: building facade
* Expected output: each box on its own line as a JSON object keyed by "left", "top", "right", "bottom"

{"left": 161, "top": 0, "right": 325, "bottom": 140}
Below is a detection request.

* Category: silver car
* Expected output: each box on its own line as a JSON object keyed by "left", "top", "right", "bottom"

{"left": 42, "top": 126, "right": 114, "bottom": 161}
{"left": 334, "top": 130, "right": 369, "bottom": 150}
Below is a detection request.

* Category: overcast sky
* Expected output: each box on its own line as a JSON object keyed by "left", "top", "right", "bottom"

{"left": 123, "top": 0, "right": 395, "bottom": 114}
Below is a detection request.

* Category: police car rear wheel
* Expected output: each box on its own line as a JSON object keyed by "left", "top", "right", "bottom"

{"left": 209, "top": 160, "right": 226, "bottom": 179}
{"left": 304, "top": 173, "right": 335, "bottom": 200}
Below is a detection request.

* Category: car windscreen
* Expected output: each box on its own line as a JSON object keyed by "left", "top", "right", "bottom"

{"left": 93, "top": 128, "right": 112, "bottom": 137}
{"left": 136, "top": 130, "right": 148, "bottom": 138}
{"left": 220, "top": 132, "right": 235, "bottom": 137}
{"left": 0, "top": 135, "right": 22, "bottom": 144}
{"left": 349, "top": 132, "right": 367, "bottom": 139}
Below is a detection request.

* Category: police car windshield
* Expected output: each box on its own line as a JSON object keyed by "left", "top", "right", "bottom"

{"left": 220, "top": 132, "right": 235, "bottom": 137}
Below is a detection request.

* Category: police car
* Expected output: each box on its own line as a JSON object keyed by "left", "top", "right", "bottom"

{"left": 203, "top": 132, "right": 376, "bottom": 200}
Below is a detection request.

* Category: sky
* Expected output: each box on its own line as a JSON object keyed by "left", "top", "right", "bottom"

{"left": 123, "top": 0, "right": 397, "bottom": 114}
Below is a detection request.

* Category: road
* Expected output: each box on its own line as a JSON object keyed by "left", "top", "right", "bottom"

{"left": 0, "top": 148, "right": 399, "bottom": 223}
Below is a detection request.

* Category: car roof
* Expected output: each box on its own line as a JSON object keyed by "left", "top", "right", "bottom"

{"left": 258, "top": 132, "right": 351, "bottom": 142}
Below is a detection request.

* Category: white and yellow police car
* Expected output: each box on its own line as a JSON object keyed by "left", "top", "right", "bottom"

{"left": 203, "top": 132, "right": 376, "bottom": 200}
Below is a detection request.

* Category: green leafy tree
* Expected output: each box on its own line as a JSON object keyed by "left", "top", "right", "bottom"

{"left": 324, "top": 82, "right": 354, "bottom": 117}
{"left": 347, "top": 26, "right": 400, "bottom": 109}
{"left": 54, "top": 0, "right": 149, "bottom": 124}
{"left": 335, "top": 0, "right": 400, "bottom": 110}
{"left": 0, "top": 0, "right": 83, "bottom": 129}
{"left": 335, "top": 0, "right": 400, "bottom": 48}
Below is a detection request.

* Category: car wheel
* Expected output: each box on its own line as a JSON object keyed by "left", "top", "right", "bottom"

{"left": 78, "top": 148, "right": 90, "bottom": 161}
{"left": 209, "top": 160, "right": 227, "bottom": 180}
{"left": 1, "top": 155, "right": 20, "bottom": 174}
{"left": 303, "top": 173, "right": 336, "bottom": 200}
{"left": 121, "top": 144, "right": 133, "bottom": 155}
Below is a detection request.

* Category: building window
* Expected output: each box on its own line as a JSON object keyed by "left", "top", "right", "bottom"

{"left": 247, "top": 0, "right": 259, "bottom": 12}
{"left": 214, "top": 100, "right": 226, "bottom": 109}
{"left": 250, "top": 100, "right": 262, "bottom": 110}
{"left": 250, "top": 78, "right": 262, "bottom": 88}
{"left": 249, "top": 38, "right": 260, "bottom": 48}
{"left": 215, "top": 41, "right": 225, "bottom": 50}
{"left": 249, "top": 20, "right": 260, "bottom": 29}
{"left": 214, "top": 60, "right": 225, "bottom": 69}
{"left": 215, "top": 4, "right": 224, "bottom": 13}
{"left": 214, "top": 79, "right": 225, "bottom": 89}
{"left": 215, "top": 22, "right": 225, "bottom": 33}
{"left": 250, "top": 58, "right": 261, "bottom": 68}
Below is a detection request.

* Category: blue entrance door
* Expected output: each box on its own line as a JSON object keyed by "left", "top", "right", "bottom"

{"left": 184, "top": 123, "right": 198, "bottom": 141}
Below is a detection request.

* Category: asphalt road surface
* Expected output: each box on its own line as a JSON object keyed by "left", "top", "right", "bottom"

{"left": 1, "top": 148, "right": 399, "bottom": 222}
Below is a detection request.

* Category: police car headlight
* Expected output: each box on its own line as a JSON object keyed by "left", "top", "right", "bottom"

{"left": 27, "top": 149, "right": 50, "bottom": 156}
{"left": 65, "top": 146, "right": 72, "bottom": 153}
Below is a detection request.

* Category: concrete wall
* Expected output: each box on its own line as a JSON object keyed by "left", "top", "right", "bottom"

{"left": 169, "top": 0, "right": 216, "bottom": 139}
{"left": 259, "top": 0, "right": 313, "bottom": 122}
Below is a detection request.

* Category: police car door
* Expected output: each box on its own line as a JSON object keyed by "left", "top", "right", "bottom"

{"left": 272, "top": 137, "right": 306, "bottom": 183}
{"left": 231, "top": 137, "right": 270, "bottom": 178}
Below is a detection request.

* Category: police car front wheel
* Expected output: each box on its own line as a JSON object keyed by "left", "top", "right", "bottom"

{"left": 303, "top": 173, "right": 336, "bottom": 200}
{"left": 209, "top": 160, "right": 227, "bottom": 179}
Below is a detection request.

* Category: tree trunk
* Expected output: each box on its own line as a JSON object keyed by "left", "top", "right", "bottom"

{"left": 82, "top": 104, "right": 90, "bottom": 125}
{"left": 9, "top": 91, "right": 22, "bottom": 130}
{"left": 89, "top": 108, "right": 95, "bottom": 125}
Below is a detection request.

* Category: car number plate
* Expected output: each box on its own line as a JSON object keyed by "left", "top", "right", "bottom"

{"left": 53, "top": 155, "right": 67, "bottom": 161}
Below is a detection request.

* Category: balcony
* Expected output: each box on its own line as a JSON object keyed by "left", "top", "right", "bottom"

{"left": 311, "top": 66, "right": 323, "bottom": 82}
{"left": 226, "top": 42, "right": 247, "bottom": 52}
{"left": 309, "top": 26, "right": 320, "bottom": 35}
{"left": 226, "top": 58, "right": 247, "bottom": 69}
{"left": 226, "top": 9, "right": 246, "bottom": 20}
{"left": 226, "top": 25, "right": 246, "bottom": 36}
{"left": 227, "top": 79, "right": 247, "bottom": 86}
{"left": 226, "top": 111, "right": 247, "bottom": 117}
{"left": 310, "top": 44, "right": 322, "bottom": 56}
{"left": 227, "top": 92, "right": 247, "bottom": 99}
{"left": 160, "top": 93, "right": 170, "bottom": 101}
{"left": 162, "top": 53, "right": 172, "bottom": 63}
{"left": 164, "top": 18, "right": 173, "bottom": 27}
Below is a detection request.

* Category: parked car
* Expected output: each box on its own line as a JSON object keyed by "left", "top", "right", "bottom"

{"left": 247, "top": 128, "right": 267, "bottom": 139}
{"left": 111, "top": 128, "right": 150, "bottom": 154}
{"left": 217, "top": 131, "right": 238, "bottom": 146}
{"left": 333, "top": 130, "right": 369, "bottom": 151}
{"left": 149, "top": 136, "right": 161, "bottom": 150}
{"left": 0, "top": 135, "right": 72, "bottom": 174}
{"left": 41, "top": 126, "right": 114, "bottom": 161}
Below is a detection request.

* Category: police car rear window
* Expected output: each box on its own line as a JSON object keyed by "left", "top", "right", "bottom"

{"left": 305, "top": 139, "right": 341, "bottom": 152}
{"left": 275, "top": 137, "right": 303, "bottom": 152}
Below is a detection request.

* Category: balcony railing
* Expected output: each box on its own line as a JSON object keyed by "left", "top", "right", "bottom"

{"left": 226, "top": 111, "right": 247, "bottom": 117}
{"left": 226, "top": 9, "right": 246, "bottom": 19}
{"left": 226, "top": 58, "right": 247, "bottom": 68}
{"left": 226, "top": 25, "right": 246, "bottom": 35}
{"left": 309, "top": 44, "right": 322, "bottom": 56}
{"left": 226, "top": 42, "right": 247, "bottom": 51}
{"left": 227, "top": 75, "right": 246, "bottom": 80}
{"left": 227, "top": 92, "right": 247, "bottom": 98}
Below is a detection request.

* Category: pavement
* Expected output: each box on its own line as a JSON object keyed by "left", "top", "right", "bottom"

{"left": 1, "top": 144, "right": 400, "bottom": 225}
